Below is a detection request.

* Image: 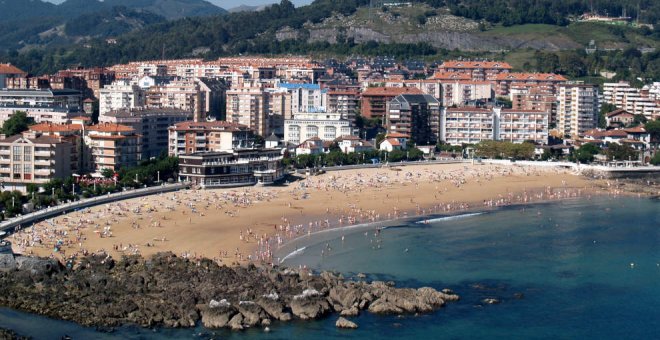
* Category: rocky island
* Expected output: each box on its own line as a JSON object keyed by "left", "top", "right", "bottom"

{"left": 0, "top": 252, "right": 459, "bottom": 331}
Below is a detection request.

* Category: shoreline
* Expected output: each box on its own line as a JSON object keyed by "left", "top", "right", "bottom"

{"left": 274, "top": 193, "right": 601, "bottom": 265}
{"left": 6, "top": 162, "right": 639, "bottom": 267}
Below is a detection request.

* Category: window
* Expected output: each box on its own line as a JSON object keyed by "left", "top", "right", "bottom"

{"left": 23, "top": 146, "right": 32, "bottom": 161}
{"left": 23, "top": 164, "right": 31, "bottom": 174}
{"left": 13, "top": 164, "right": 20, "bottom": 173}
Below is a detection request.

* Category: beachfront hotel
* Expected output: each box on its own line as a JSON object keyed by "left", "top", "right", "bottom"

{"left": 177, "top": 148, "right": 285, "bottom": 187}
{"left": 284, "top": 109, "right": 354, "bottom": 144}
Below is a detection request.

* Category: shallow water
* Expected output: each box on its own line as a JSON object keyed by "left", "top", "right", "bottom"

{"left": 1, "top": 196, "right": 659, "bottom": 339}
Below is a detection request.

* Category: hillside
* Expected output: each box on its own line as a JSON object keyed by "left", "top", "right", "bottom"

{"left": 0, "top": 0, "right": 226, "bottom": 21}
{"left": 278, "top": 4, "right": 658, "bottom": 52}
{"left": 0, "top": 0, "right": 658, "bottom": 82}
{"left": 0, "top": 0, "right": 226, "bottom": 52}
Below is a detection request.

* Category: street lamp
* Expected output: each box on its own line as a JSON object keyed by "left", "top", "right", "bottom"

{"left": 157, "top": 171, "right": 160, "bottom": 183}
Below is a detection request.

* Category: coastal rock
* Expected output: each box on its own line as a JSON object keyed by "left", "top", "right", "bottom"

{"left": 0, "top": 254, "right": 16, "bottom": 272}
{"left": 199, "top": 304, "right": 238, "bottom": 328}
{"left": 0, "top": 252, "right": 460, "bottom": 331}
{"left": 482, "top": 298, "right": 500, "bottom": 305}
{"left": 228, "top": 313, "right": 244, "bottom": 330}
{"left": 335, "top": 317, "right": 358, "bottom": 329}
{"left": 340, "top": 306, "right": 359, "bottom": 317}
{"left": 255, "top": 297, "right": 291, "bottom": 321}
{"left": 290, "top": 295, "right": 331, "bottom": 320}
{"left": 14, "top": 256, "right": 61, "bottom": 275}
{"left": 237, "top": 301, "right": 268, "bottom": 327}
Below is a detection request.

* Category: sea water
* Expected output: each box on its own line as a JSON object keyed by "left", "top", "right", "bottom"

{"left": 1, "top": 196, "right": 658, "bottom": 339}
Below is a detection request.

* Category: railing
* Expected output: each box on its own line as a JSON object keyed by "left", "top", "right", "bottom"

{"left": 0, "top": 182, "right": 191, "bottom": 236}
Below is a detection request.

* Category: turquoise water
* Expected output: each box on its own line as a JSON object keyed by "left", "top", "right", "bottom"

{"left": 1, "top": 197, "right": 659, "bottom": 339}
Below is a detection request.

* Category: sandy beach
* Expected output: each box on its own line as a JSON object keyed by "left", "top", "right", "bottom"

{"left": 9, "top": 162, "right": 604, "bottom": 265}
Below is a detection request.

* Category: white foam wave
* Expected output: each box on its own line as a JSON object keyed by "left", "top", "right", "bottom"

{"left": 416, "top": 212, "right": 484, "bottom": 224}
{"left": 280, "top": 246, "right": 306, "bottom": 263}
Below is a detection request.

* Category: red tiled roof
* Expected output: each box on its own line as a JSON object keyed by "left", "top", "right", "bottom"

{"left": 439, "top": 61, "right": 512, "bottom": 69}
{"left": 87, "top": 123, "right": 135, "bottom": 132}
{"left": 0, "top": 63, "right": 26, "bottom": 75}
{"left": 361, "top": 87, "right": 423, "bottom": 97}
{"left": 30, "top": 123, "right": 83, "bottom": 133}
{"left": 428, "top": 72, "right": 472, "bottom": 80}
{"left": 494, "top": 73, "right": 567, "bottom": 81}
{"left": 386, "top": 132, "right": 409, "bottom": 138}
{"left": 606, "top": 109, "right": 632, "bottom": 117}
{"left": 623, "top": 126, "right": 647, "bottom": 133}
{"left": 383, "top": 138, "right": 401, "bottom": 146}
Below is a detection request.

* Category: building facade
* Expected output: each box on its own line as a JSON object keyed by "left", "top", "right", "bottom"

{"left": 85, "top": 123, "right": 142, "bottom": 173}
{"left": 386, "top": 94, "right": 441, "bottom": 145}
{"left": 0, "top": 131, "right": 71, "bottom": 192}
{"left": 178, "top": 149, "right": 285, "bottom": 187}
{"left": 168, "top": 121, "right": 255, "bottom": 156}
{"left": 100, "top": 108, "right": 193, "bottom": 160}
{"left": 557, "top": 84, "right": 599, "bottom": 137}
{"left": 284, "top": 111, "right": 353, "bottom": 144}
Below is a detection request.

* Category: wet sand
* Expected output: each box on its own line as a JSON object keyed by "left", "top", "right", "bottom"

{"left": 9, "top": 163, "right": 601, "bottom": 265}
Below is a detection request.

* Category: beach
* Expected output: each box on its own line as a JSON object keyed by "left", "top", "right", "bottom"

{"left": 9, "top": 162, "right": 602, "bottom": 265}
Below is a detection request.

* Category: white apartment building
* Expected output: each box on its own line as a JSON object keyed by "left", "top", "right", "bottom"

{"left": 284, "top": 110, "right": 354, "bottom": 144}
{"left": 277, "top": 83, "right": 326, "bottom": 114}
{"left": 99, "top": 80, "right": 145, "bottom": 117}
{"left": 440, "top": 107, "right": 548, "bottom": 145}
{"left": 557, "top": 84, "right": 599, "bottom": 137}
{"left": 496, "top": 108, "right": 548, "bottom": 144}
{"left": 603, "top": 81, "right": 659, "bottom": 119}
{"left": 441, "top": 107, "right": 496, "bottom": 145}
{"left": 0, "top": 88, "right": 83, "bottom": 125}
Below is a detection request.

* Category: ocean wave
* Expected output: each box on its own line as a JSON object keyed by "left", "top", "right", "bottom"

{"left": 280, "top": 246, "right": 306, "bottom": 263}
{"left": 416, "top": 212, "right": 484, "bottom": 224}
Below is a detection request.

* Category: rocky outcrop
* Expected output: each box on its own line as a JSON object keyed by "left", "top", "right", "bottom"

{"left": 0, "top": 252, "right": 459, "bottom": 331}
{"left": 335, "top": 317, "right": 358, "bottom": 329}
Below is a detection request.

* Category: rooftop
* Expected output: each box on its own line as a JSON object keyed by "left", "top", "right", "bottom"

{"left": 87, "top": 123, "right": 135, "bottom": 133}
{"left": 440, "top": 60, "right": 512, "bottom": 70}
{"left": 171, "top": 120, "right": 250, "bottom": 132}
{"left": 0, "top": 63, "right": 26, "bottom": 75}
{"left": 494, "top": 73, "right": 568, "bottom": 81}
{"left": 362, "top": 86, "right": 423, "bottom": 97}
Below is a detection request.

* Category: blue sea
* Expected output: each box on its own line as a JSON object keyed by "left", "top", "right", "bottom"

{"left": 1, "top": 196, "right": 659, "bottom": 339}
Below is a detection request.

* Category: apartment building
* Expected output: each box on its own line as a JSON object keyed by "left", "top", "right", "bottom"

{"left": 603, "top": 81, "right": 659, "bottom": 119}
{"left": 386, "top": 94, "right": 441, "bottom": 145}
{"left": 0, "top": 88, "right": 83, "bottom": 124}
{"left": 557, "top": 84, "right": 599, "bottom": 137}
{"left": 28, "top": 122, "right": 86, "bottom": 174}
{"left": 178, "top": 148, "right": 284, "bottom": 188}
{"left": 440, "top": 107, "right": 548, "bottom": 145}
{"left": 226, "top": 80, "right": 271, "bottom": 136}
{"left": 510, "top": 85, "right": 557, "bottom": 125}
{"left": 168, "top": 120, "right": 255, "bottom": 156}
{"left": 360, "top": 86, "right": 423, "bottom": 119}
{"left": 441, "top": 107, "right": 495, "bottom": 145}
{"left": 497, "top": 108, "right": 549, "bottom": 144}
{"left": 493, "top": 73, "right": 567, "bottom": 96}
{"left": 325, "top": 89, "right": 359, "bottom": 122}
{"left": 284, "top": 110, "right": 353, "bottom": 144}
{"left": 99, "top": 80, "right": 145, "bottom": 116}
{"left": 277, "top": 83, "right": 326, "bottom": 114}
{"left": 436, "top": 61, "right": 512, "bottom": 81}
{"left": 49, "top": 67, "right": 115, "bottom": 100}
{"left": 85, "top": 123, "right": 142, "bottom": 173}
{"left": 100, "top": 107, "right": 192, "bottom": 160}
{"left": 0, "top": 131, "right": 71, "bottom": 192}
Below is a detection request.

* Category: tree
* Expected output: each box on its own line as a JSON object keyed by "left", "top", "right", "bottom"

{"left": 572, "top": 143, "right": 600, "bottom": 164}
{"left": 604, "top": 143, "right": 638, "bottom": 161}
{"left": 644, "top": 120, "right": 660, "bottom": 141}
{"left": 650, "top": 152, "right": 660, "bottom": 166}
{"left": 1, "top": 111, "right": 34, "bottom": 136}
{"left": 101, "top": 168, "right": 115, "bottom": 178}
{"left": 375, "top": 133, "right": 386, "bottom": 149}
